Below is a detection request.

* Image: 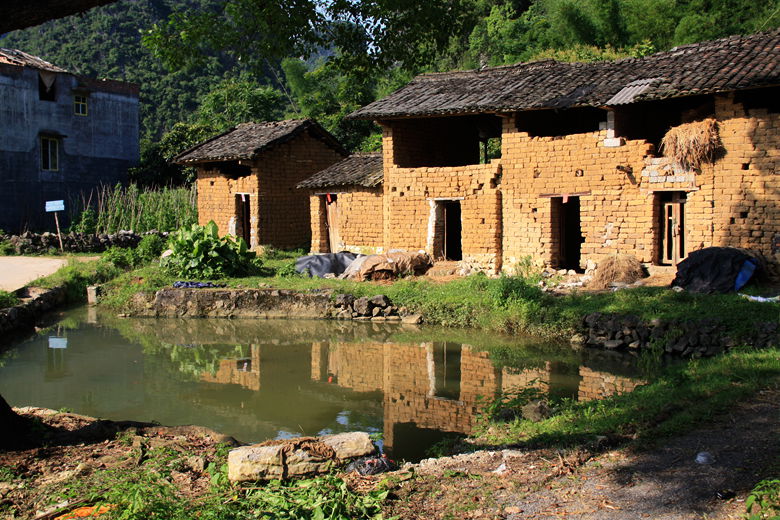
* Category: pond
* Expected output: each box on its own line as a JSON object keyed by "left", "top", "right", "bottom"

{"left": 0, "top": 307, "right": 648, "bottom": 461}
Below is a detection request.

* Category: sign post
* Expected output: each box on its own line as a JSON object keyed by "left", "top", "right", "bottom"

{"left": 45, "top": 200, "right": 65, "bottom": 252}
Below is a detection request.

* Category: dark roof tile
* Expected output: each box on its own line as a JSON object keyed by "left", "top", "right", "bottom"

{"left": 173, "top": 119, "right": 347, "bottom": 164}
{"left": 349, "top": 31, "right": 780, "bottom": 119}
{"left": 297, "top": 153, "right": 383, "bottom": 189}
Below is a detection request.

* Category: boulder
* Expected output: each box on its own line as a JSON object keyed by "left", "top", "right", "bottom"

{"left": 227, "top": 432, "right": 375, "bottom": 482}
{"left": 521, "top": 400, "right": 553, "bottom": 422}
{"left": 368, "top": 295, "right": 391, "bottom": 308}
{"left": 353, "top": 297, "right": 372, "bottom": 316}
{"left": 402, "top": 314, "right": 423, "bottom": 325}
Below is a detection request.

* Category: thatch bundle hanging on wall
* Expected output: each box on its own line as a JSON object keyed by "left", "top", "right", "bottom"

{"left": 660, "top": 118, "right": 720, "bottom": 171}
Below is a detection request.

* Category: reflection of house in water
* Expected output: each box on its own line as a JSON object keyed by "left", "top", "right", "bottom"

{"left": 314, "top": 341, "right": 647, "bottom": 459}
{"left": 200, "top": 345, "right": 262, "bottom": 391}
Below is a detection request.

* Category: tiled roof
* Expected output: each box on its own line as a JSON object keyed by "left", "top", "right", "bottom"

{"left": 173, "top": 119, "right": 348, "bottom": 164}
{"left": 0, "top": 48, "right": 68, "bottom": 73}
{"left": 297, "top": 153, "right": 383, "bottom": 190}
{"left": 349, "top": 31, "right": 780, "bottom": 119}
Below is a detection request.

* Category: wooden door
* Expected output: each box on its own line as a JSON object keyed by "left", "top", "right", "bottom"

{"left": 661, "top": 194, "right": 686, "bottom": 265}
{"left": 325, "top": 195, "right": 341, "bottom": 253}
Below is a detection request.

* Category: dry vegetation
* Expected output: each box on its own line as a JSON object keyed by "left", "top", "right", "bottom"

{"left": 660, "top": 118, "right": 721, "bottom": 170}
{"left": 589, "top": 254, "right": 645, "bottom": 289}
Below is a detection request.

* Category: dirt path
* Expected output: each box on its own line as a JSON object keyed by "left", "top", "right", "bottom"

{"left": 0, "top": 257, "right": 67, "bottom": 292}
{"left": 386, "top": 386, "right": 780, "bottom": 519}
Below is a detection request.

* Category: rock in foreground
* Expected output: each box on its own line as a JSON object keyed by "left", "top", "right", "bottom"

{"left": 228, "top": 432, "right": 375, "bottom": 482}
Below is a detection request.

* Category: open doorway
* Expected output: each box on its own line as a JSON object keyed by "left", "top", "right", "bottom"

{"left": 551, "top": 196, "right": 583, "bottom": 271}
{"left": 656, "top": 191, "right": 687, "bottom": 265}
{"left": 235, "top": 194, "right": 251, "bottom": 245}
{"left": 433, "top": 200, "right": 462, "bottom": 261}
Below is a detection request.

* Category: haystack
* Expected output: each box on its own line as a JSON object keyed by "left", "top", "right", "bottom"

{"left": 589, "top": 255, "right": 645, "bottom": 289}
{"left": 660, "top": 118, "right": 720, "bottom": 171}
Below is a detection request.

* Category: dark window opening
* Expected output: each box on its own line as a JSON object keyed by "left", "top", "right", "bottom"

{"left": 432, "top": 342, "right": 462, "bottom": 400}
{"left": 38, "top": 75, "right": 56, "bottom": 101}
{"left": 391, "top": 115, "right": 502, "bottom": 168}
{"left": 656, "top": 191, "right": 687, "bottom": 265}
{"left": 40, "top": 136, "right": 59, "bottom": 171}
{"left": 235, "top": 194, "right": 251, "bottom": 245}
{"left": 206, "top": 161, "right": 252, "bottom": 179}
{"left": 516, "top": 107, "right": 606, "bottom": 137}
{"left": 614, "top": 95, "right": 714, "bottom": 151}
{"left": 433, "top": 201, "right": 462, "bottom": 261}
{"left": 236, "top": 358, "right": 252, "bottom": 372}
{"left": 734, "top": 86, "right": 780, "bottom": 114}
{"left": 551, "top": 197, "right": 582, "bottom": 271}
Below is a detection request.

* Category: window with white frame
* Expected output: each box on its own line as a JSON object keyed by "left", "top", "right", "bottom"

{"left": 74, "top": 95, "right": 88, "bottom": 116}
{"left": 41, "top": 137, "right": 59, "bottom": 171}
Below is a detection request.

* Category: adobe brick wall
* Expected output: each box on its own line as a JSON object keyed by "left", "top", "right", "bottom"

{"left": 379, "top": 91, "right": 780, "bottom": 274}
{"left": 307, "top": 187, "right": 384, "bottom": 254}
{"left": 200, "top": 345, "right": 261, "bottom": 391}
{"left": 196, "top": 132, "right": 344, "bottom": 249}
{"left": 382, "top": 123, "right": 504, "bottom": 272}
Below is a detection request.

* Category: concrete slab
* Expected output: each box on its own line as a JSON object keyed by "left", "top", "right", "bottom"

{"left": 0, "top": 256, "right": 67, "bottom": 292}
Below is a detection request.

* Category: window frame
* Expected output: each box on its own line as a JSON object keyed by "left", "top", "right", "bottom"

{"left": 40, "top": 136, "right": 59, "bottom": 171}
{"left": 73, "top": 95, "right": 88, "bottom": 116}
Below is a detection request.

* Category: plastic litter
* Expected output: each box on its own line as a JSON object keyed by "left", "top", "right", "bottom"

{"left": 695, "top": 451, "right": 715, "bottom": 464}
{"left": 172, "top": 281, "right": 227, "bottom": 289}
{"left": 738, "top": 293, "right": 780, "bottom": 303}
{"left": 345, "top": 455, "right": 397, "bottom": 475}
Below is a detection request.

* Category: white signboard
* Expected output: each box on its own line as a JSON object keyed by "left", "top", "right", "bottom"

{"left": 48, "top": 337, "right": 68, "bottom": 349}
{"left": 45, "top": 200, "right": 65, "bottom": 212}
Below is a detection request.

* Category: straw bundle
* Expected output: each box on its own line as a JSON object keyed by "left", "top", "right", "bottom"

{"left": 660, "top": 118, "right": 720, "bottom": 171}
{"left": 589, "top": 254, "right": 645, "bottom": 289}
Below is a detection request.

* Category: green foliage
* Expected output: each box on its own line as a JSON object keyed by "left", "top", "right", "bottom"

{"left": 161, "top": 221, "right": 261, "bottom": 279}
{"left": 136, "top": 235, "right": 167, "bottom": 265}
{"left": 746, "top": 478, "right": 780, "bottom": 520}
{"left": 478, "top": 384, "right": 546, "bottom": 422}
{"left": 196, "top": 76, "right": 285, "bottom": 131}
{"left": 102, "top": 247, "right": 138, "bottom": 270}
{"left": 0, "top": 240, "right": 13, "bottom": 256}
{"left": 0, "top": 291, "right": 19, "bottom": 310}
{"left": 69, "top": 184, "right": 197, "bottom": 234}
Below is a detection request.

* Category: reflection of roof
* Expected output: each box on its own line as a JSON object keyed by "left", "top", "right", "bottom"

{"left": 0, "top": 0, "right": 119, "bottom": 34}
{"left": 174, "top": 119, "right": 348, "bottom": 164}
{"left": 297, "top": 153, "right": 383, "bottom": 189}
{"left": 0, "top": 48, "right": 68, "bottom": 73}
{"left": 350, "top": 30, "right": 780, "bottom": 119}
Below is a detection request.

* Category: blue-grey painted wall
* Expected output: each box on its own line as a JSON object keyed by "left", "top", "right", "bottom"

{"left": 0, "top": 63, "right": 139, "bottom": 232}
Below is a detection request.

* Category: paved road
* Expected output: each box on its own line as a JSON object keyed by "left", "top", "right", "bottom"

{"left": 0, "top": 256, "right": 67, "bottom": 292}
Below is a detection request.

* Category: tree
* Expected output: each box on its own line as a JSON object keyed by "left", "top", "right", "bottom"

{"left": 142, "top": 0, "right": 469, "bottom": 75}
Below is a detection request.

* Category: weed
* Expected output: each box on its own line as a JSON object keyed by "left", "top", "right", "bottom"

{"left": 746, "top": 478, "right": 780, "bottom": 520}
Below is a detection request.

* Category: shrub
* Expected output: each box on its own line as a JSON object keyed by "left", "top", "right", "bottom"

{"left": 102, "top": 246, "right": 137, "bottom": 270}
{"left": 161, "top": 221, "right": 261, "bottom": 279}
{"left": 135, "top": 234, "right": 166, "bottom": 265}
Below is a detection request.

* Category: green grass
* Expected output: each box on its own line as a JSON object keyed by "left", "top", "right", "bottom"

{"left": 474, "top": 346, "right": 780, "bottom": 449}
{"left": 0, "top": 290, "right": 19, "bottom": 309}
{"left": 31, "top": 258, "right": 120, "bottom": 302}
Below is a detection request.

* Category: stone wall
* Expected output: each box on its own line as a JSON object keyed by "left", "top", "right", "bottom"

{"left": 307, "top": 187, "right": 384, "bottom": 254}
{"left": 1, "top": 230, "right": 166, "bottom": 254}
{"left": 196, "top": 132, "right": 344, "bottom": 249}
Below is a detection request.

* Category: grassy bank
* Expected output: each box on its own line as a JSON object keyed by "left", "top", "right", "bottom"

{"left": 100, "top": 262, "right": 779, "bottom": 341}
{"left": 475, "top": 345, "right": 780, "bottom": 448}
{"left": 31, "top": 258, "right": 121, "bottom": 303}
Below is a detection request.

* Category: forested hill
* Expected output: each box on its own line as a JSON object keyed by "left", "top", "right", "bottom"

{"left": 0, "top": 0, "right": 247, "bottom": 142}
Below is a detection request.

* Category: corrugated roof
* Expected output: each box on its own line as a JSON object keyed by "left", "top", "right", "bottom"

{"left": 606, "top": 77, "right": 666, "bottom": 105}
{"left": 173, "top": 119, "right": 348, "bottom": 164}
{"left": 349, "top": 30, "right": 780, "bottom": 119}
{"left": 297, "top": 153, "right": 383, "bottom": 190}
{"left": 0, "top": 48, "right": 68, "bottom": 73}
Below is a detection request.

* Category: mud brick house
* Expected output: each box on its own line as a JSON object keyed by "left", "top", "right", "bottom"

{"left": 297, "top": 152, "right": 384, "bottom": 254}
{"left": 0, "top": 48, "right": 139, "bottom": 232}
{"left": 349, "top": 31, "right": 780, "bottom": 274}
{"left": 174, "top": 119, "right": 346, "bottom": 249}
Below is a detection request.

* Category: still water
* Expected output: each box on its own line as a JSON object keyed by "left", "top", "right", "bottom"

{"left": 0, "top": 307, "right": 646, "bottom": 460}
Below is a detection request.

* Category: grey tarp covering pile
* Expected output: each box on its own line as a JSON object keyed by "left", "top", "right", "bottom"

{"left": 295, "top": 252, "right": 361, "bottom": 278}
{"left": 295, "top": 251, "right": 433, "bottom": 280}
